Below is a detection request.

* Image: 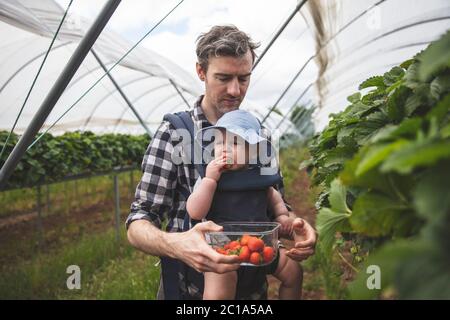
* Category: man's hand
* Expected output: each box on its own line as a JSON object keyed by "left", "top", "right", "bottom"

{"left": 168, "top": 220, "right": 241, "bottom": 273}
{"left": 285, "top": 218, "right": 317, "bottom": 262}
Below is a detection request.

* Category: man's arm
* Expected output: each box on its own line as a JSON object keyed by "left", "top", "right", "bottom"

{"left": 126, "top": 121, "right": 177, "bottom": 230}
{"left": 127, "top": 219, "right": 240, "bottom": 273}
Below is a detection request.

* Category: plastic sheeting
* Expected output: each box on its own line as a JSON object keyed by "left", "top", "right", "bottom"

{"left": 0, "top": 0, "right": 202, "bottom": 135}
{"left": 303, "top": 0, "right": 450, "bottom": 130}
{"left": 0, "top": 0, "right": 449, "bottom": 136}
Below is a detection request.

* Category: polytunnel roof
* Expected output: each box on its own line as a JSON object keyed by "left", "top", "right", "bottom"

{"left": 306, "top": 0, "right": 450, "bottom": 131}
{"left": 0, "top": 0, "right": 449, "bottom": 137}
{"left": 0, "top": 0, "right": 203, "bottom": 135}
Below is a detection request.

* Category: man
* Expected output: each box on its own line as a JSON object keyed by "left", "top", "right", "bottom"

{"left": 126, "top": 25, "right": 317, "bottom": 299}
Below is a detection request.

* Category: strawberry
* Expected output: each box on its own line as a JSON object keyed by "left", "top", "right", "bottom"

{"left": 247, "top": 237, "right": 264, "bottom": 252}
{"left": 240, "top": 234, "right": 251, "bottom": 246}
{"left": 249, "top": 252, "right": 262, "bottom": 265}
{"left": 228, "top": 240, "right": 240, "bottom": 250}
{"left": 238, "top": 246, "right": 251, "bottom": 262}
{"left": 216, "top": 248, "right": 226, "bottom": 255}
{"left": 262, "top": 246, "right": 275, "bottom": 263}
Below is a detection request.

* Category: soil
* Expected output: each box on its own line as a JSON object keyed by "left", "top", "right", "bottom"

{"left": 267, "top": 168, "right": 326, "bottom": 300}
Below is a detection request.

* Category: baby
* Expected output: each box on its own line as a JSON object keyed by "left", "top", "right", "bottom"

{"left": 186, "top": 109, "right": 302, "bottom": 300}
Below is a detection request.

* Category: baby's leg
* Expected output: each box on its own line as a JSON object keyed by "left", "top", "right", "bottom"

{"left": 272, "top": 248, "right": 303, "bottom": 300}
{"left": 203, "top": 271, "right": 237, "bottom": 300}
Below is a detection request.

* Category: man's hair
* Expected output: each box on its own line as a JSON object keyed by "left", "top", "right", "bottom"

{"left": 196, "top": 25, "right": 260, "bottom": 72}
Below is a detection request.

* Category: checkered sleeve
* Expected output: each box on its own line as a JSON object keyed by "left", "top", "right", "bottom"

{"left": 126, "top": 121, "right": 177, "bottom": 229}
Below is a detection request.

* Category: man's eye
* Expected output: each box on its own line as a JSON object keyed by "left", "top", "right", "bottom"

{"left": 218, "top": 77, "right": 230, "bottom": 82}
{"left": 239, "top": 77, "right": 249, "bottom": 83}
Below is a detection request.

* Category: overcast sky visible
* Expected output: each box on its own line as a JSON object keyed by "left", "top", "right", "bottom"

{"left": 55, "top": 0, "right": 318, "bottom": 121}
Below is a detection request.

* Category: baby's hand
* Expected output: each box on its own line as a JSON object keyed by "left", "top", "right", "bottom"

{"left": 276, "top": 214, "right": 294, "bottom": 238}
{"left": 205, "top": 154, "right": 228, "bottom": 182}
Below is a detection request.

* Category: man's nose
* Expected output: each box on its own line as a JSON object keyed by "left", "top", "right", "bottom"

{"left": 226, "top": 78, "right": 240, "bottom": 97}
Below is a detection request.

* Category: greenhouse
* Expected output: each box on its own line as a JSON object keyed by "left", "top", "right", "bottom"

{"left": 0, "top": 0, "right": 449, "bottom": 301}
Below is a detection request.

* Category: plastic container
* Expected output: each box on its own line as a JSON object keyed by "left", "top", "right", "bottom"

{"left": 206, "top": 222, "right": 280, "bottom": 266}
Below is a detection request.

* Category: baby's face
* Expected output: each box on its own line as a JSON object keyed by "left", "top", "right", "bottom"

{"left": 214, "top": 129, "right": 250, "bottom": 170}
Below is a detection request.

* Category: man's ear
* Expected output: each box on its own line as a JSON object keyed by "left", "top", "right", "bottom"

{"left": 196, "top": 62, "right": 206, "bottom": 82}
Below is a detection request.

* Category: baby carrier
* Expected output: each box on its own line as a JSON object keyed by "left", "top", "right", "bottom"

{"left": 160, "top": 110, "right": 282, "bottom": 299}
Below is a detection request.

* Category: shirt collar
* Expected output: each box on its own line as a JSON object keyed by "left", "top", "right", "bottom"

{"left": 192, "top": 95, "right": 211, "bottom": 130}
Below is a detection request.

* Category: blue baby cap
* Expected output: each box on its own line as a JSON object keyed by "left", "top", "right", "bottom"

{"left": 197, "top": 109, "right": 267, "bottom": 144}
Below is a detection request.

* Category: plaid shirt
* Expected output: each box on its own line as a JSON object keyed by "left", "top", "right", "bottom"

{"left": 126, "top": 96, "right": 291, "bottom": 299}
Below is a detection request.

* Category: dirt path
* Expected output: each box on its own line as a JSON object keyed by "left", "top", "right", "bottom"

{"left": 267, "top": 168, "right": 326, "bottom": 300}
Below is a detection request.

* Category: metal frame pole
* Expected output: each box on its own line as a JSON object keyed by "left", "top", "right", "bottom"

{"left": 253, "top": 0, "right": 307, "bottom": 70}
{"left": 0, "top": 0, "right": 122, "bottom": 189}
{"left": 261, "top": 56, "right": 314, "bottom": 124}
{"left": 169, "top": 79, "right": 191, "bottom": 110}
{"left": 113, "top": 174, "right": 121, "bottom": 241}
{"left": 90, "top": 48, "right": 152, "bottom": 136}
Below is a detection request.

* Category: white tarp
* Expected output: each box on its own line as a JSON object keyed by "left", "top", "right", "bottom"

{"left": 0, "top": 0, "right": 202, "bottom": 135}
{"left": 304, "top": 0, "right": 450, "bottom": 131}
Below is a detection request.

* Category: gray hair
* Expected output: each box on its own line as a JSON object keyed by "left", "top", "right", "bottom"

{"left": 196, "top": 25, "right": 260, "bottom": 71}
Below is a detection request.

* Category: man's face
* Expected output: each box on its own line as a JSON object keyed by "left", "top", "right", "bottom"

{"left": 197, "top": 50, "right": 253, "bottom": 115}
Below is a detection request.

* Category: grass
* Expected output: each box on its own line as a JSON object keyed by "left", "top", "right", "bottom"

{"left": 278, "top": 142, "right": 330, "bottom": 299}
{"left": 0, "top": 227, "right": 160, "bottom": 300}
{"left": 59, "top": 250, "right": 160, "bottom": 300}
{"left": 0, "top": 168, "right": 162, "bottom": 300}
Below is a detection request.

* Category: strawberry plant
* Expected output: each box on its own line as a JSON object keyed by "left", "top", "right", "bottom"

{"left": 307, "top": 30, "right": 450, "bottom": 299}
{"left": 0, "top": 131, "right": 150, "bottom": 190}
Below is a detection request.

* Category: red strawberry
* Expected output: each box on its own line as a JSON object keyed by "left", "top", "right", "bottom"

{"left": 240, "top": 234, "right": 251, "bottom": 246}
{"left": 262, "top": 246, "right": 275, "bottom": 263}
{"left": 228, "top": 241, "right": 240, "bottom": 250}
{"left": 249, "top": 252, "right": 262, "bottom": 265}
{"left": 216, "top": 248, "right": 226, "bottom": 255}
{"left": 238, "top": 246, "right": 251, "bottom": 262}
{"left": 247, "top": 237, "right": 264, "bottom": 252}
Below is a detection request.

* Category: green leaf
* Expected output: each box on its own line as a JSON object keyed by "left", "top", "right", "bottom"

{"left": 341, "top": 153, "right": 395, "bottom": 196}
{"left": 348, "top": 240, "right": 430, "bottom": 299}
{"left": 317, "top": 207, "right": 351, "bottom": 253}
{"left": 404, "top": 61, "right": 421, "bottom": 90}
{"left": 430, "top": 74, "right": 450, "bottom": 100}
{"left": 349, "top": 192, "right": 412, "bottom": 237}
{"left": 386, "top": 86, "right": 411, "bottom": 122}
{"left": 426, "top": 93, "right": 450, "bottom": 124}
{"left": 442, "top": 123, "right": 450, "bottom": 138}
{"left": 383, "top": 66, "right": 405, "bottom": 87}
{"left": 381, "top": 139, "right": 450, "bottom": 174}
{"left": 329, "top": 179, "right": 351, "bottom": 213}
{"left": 347, "top": 92, "right": 361, "bottom": 103}
{"left": 355, "top": 140, "right": 409, "bottom": 176}
{"left": 369, "top": 118, "right": 423, "bottom": 143}
{"left": 418, "top": 30, "right": 450, "bottom": 81}
{"left": 358, "top": 76, "right": 385, "bottom": 90}
{"left": 394, "top": 248, "right": 450, "bottom": 299}
{"left": 400, "top": 58, "right": 414, "bottom": 70}
{"left": 413, "top": 163, "right": 450, "bottom": 220}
